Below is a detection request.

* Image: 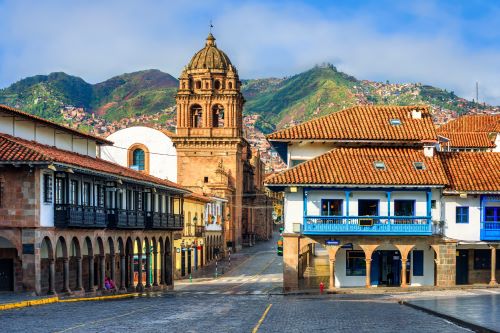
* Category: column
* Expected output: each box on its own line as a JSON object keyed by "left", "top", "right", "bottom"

{"left": 62, "top": 258, "right": 70, "bottom": 293}
{"left": 345, "top": 191, "right": 350, "bottom": 216}
{"left": 120, "top": 255, "right": 127, "bottom": 291}
{"left": 76, "top": 257, "right": 83, "bottom": 291}
{"left": 48, "top": 259, "right": 56, "bottom": 295}
{"left": 329, "top": 259, "right": 336, "bottom": 290}
{"left": 401, "top": 258, "right": 408, "bottom": 288}
{"left": 387, "top": 191, "right": 391, "bottom": 225}
{"left": 99, "top": 255, "right": 106, "bottom": 290}
{"left": 88, "top": 256, "right": 96, "bottom": 292}
{"left": 110, "top": 255, "right": 116, "bottom": 289}
{"left": 128, "top": 253, "right": 134, "bottom": 290}
{"left": 365, "top": 258, "right": 372, "bottom": 288}
{"left": 145, "top": 250, "right": 151, "bottom": 289}
{"left": 160, "top": 250, "right": 165, "bottom": 285}
{"left": 136, "top": 252, "right": 144, "bottom": 291}
{"left": 153, "top": 250, "right": 158, "bottom": 287}
{"left": 490, "top": 246, "right": 498, "bottom": 286}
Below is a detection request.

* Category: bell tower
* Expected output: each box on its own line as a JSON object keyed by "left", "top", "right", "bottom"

{"left": 172, "top": 33, "right": 248, "bottom": 250}
{"left": 176, "top": 33, "right": 244, "bottom": 138}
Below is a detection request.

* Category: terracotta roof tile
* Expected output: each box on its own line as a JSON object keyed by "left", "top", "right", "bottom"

{"left": 438, "top": 114, "right": 500, "bottom": 133}
{"left": 266, "top": 105, "right": 436, "bottom": 142}
{"left": 186, "top": 192, "right": 213, "bottom": 203}
{"left": 439, "top": 152, "right": 500, "bottom": 192}
{"left": 438, "top": 132, "right": 496, "bottom": 148}
{"left": 265, "top": 147, "right": 448, "bottom": 186}
{"left": 0, "top": 104, "right": 113, "bottom": 145}
{"left": 0, "top": 133, "right": 187, "bottom": 192}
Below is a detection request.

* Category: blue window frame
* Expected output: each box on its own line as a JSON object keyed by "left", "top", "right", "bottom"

{"left": 456, "top": 207, "right": 469, "bottom": 224}
{"left": 412, "top": 250, "right": 424, "bottom": 276}
{"left": 346, "top": 251, "right": 366, "bottom": 276}
{"left": 133, "top": 149, "right": 145, "bottom": 171}
{"left": 321, "top": 199, "right": 343, "bottom": 216}
{"left": 485, "top": 207, "right": 500, "bottom": 222}
{"left": 394, "top": 200, "right": 415, "bottom": 216}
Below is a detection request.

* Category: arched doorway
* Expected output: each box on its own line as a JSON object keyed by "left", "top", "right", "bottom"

{"left": 165, "top": 237, "right": 173, "bottom": 286}
{"left": 55, "top": 236, "right": 69, "bottom": 293}
{"left": 0, "top": 236, "right": 19, "bottom": 292}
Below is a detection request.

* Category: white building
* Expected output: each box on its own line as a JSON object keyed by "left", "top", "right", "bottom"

{"left": 101, "top": 126, "right": 177, "bottom": 182}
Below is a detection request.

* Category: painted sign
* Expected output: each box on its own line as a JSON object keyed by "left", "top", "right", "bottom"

{"left": 325, "top": 239, "right": 340, "bottom": 246}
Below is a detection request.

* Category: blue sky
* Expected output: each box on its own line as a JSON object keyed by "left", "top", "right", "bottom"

{"left": 0, "top": 0, "right": 499, "bottom": 104}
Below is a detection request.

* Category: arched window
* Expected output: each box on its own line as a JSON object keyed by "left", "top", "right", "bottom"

{"left": 128, "top": 144, "right": 149, "bottom": 173}
{"left": 212, "top": 104, "right": 224, "bottom": 128}
{"left": 190, "top": 104, "right": 203, "bottom": 128}
{"left": 195, "top": 81, "right": 202, "bottom": 89}
{"left": 214, "top": 80, "right": 221, "bottom": 90}
{"left": 133, "top": 149, "right": 145, "bottom": 171}
{"left": 228, "top": 81, "right": 233, "bottom": 89}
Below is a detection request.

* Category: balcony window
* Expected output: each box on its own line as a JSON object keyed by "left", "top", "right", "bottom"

{"left": 394, "top": 200, "right": 415, "bottom": 216}
{"left": 456, "top": 207, "right": 469, "bottom": 224}
{"left": 96, "top": 185, "right": 104, "bottom": 208}
{"left": 82, "top": 182, "right": 91, "bottom": 206}
{"left": 358, "top": 199, "right": 379, "bottom": 216}
{"left": 485, "top": 207, "right": 500, "bottom": 222}
{"left": 69, "top": 180, "right": 78, "bottom": 205}
{"left": 321, "top": 199, "right": 342, "bottom": 216}
{"left": 43, "top": 174, "right": 53, "bottom": 203}
{"left": 55, "top": 178, "right": 65, "bottom": 204}
{"left": 346, "top": 251, "right": 366, "bottom": 276}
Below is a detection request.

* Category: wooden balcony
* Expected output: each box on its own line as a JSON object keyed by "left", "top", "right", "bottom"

{"left": 481, "top": 222, "right": 500, "bottom": 241}
{"left": 107, "top": 209, "right": 145, "bottom": 229}
{"left": 54, "top": 204, "right": 106, "bottom": 228}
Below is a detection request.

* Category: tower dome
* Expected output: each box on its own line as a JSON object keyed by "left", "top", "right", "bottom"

{"left": 187, "top": 33, "right": 233, "bottom": 71}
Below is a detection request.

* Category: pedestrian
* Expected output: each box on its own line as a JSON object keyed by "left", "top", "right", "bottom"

{"left": 104, "top": 276, "right": 111, "bottom": 290}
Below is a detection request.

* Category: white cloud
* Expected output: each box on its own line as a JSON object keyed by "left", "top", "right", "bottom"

{"left": 0, "top": 0, "right": 499, "bottom": 104}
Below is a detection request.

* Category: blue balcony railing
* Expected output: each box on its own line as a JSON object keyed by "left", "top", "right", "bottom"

{"left": 480, "top": 222, "right": 500, "bottom": 241}
{"left": 302, "top": 216, "right": 432, "bottom": 235}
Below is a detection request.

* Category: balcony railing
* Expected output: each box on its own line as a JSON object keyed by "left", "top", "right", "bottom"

{"left": 302, "top": 216, "right": 432, "bottom": 235}
{"left": 107, "top": 209, "right": 145, "bottom": 229}
{"left": 55, "top": 204, "right": 107, "bottom": 228}
{"left": 480, "top": 222, "right": 500, "bottom": 241}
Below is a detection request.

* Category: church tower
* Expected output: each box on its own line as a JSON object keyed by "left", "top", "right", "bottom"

{"left": 173, "top": 33, "right": 248, "bottom": 250}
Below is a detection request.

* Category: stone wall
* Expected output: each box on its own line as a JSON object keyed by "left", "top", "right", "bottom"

{"left": 435, "top": 242, "right": 457, "bottom": 287}
{"left": 0, "top": 169, "right": 38, "bottom": 228}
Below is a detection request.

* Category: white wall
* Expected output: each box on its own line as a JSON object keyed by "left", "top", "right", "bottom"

{"left": 288, "top": 142, "right": 333, "bottom": 166}
{"left": 283, "top": 189, "right": 303, "bottom": 233}
{"left": 409, "top": 245, "right": 435, "bottom": 286}
{"left": 39, "top": 170, "right": 54, "bottom": 227}
{"left": 101, "top": 126, "right": 177, "bottom": 182}
{"left": 494, "top": 133, "right": 500, "bottom": 152}
{"left": 335, "top": 247, "right": 366, "bottom": 287}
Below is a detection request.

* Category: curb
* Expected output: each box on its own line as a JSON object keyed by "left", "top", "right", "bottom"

{"left": 0, "top": 293, "right": 138, "bottom": 311}
{"left": 400, "top": 300, "right": 498, "bottom": 333}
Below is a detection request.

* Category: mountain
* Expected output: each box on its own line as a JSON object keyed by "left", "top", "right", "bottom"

{"left": 0, "top": 69, "right": 178, "bottom": 122}
{"left": 0, "top": 66, "right": 497, "bottom": 136}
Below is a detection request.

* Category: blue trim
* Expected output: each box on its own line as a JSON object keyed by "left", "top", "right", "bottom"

{"left": 304, "top": 187, "right": 433, "bottom": 192}
{"left": 426, "top": 191, "right": 432, "bottom": 217}
{"left": 345, "top": 191, "right": 350, "bottom": 216}
{"left": 456, "top": 206, "right": 469, "bottom": 224}
{"left": 387, "top": 191, "right": 391, "bottom": 223}
{"left": 303, "top": 188, "right": 308, "bottom": 217}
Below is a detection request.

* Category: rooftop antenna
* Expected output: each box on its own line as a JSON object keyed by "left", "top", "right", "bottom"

{"left": 475, "top": 81, "right": 479, "bottom": 105}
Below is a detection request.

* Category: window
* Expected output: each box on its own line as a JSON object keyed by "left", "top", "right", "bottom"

{"left": 96, "top": 185, "right": 104, "bottom": 207}
{"left": 474, "top": 249, "right": 491, "bottom": 270}
{"left": 195, "top": 81, "right": 201, "bottom": 89}
{"left": 456, "top": 207, "right": 469, "bottom": 224}
{"left": 373, "top": 161, "right": 386, "bottom": 170}
{"left": 55, "top": 178, "right": 65, "bottom": 204}
{"left": 214, "top": 80, "right": 221, "bottom": 90}
{"left": 485, "top": 207, "right": 500, "bottom": 222}
{"left": 412, "top": 250, "right": 424, "bottom": 276}
{"left": 82, "top": 182, "right": 91, "bottom": 206}
{"left": 190, "top": 105, "right": 203, "bottom": 128}
{"left": 346, "top": 251, "right": 366, "bottom": 276}
{"left": 431, "top": 200, "right": 436, "bottom": 209}
{"left": 43, "top": 174, "right": 53, "bottom": 204}
{"left": 69, "top": 180, "right": 78, "bottom": 205}
{"left": 390, "top": 119, "right": 401, "bottom": 126}
{"left": 413, "top": 162, "right": 426, "bottom": 170}
{"left": 394, "top": 200, "right": 415, "bottom": 216}
{"left": 127, "top": 190, "right": 134, "bottom": 210}
{"left": 204, "top": 177, "right": 209, "bottom": 183}
{"left": 291, "top": 159, "right": 308, "bottom": 167}
{"left": 358, "top": 199, "right": 379, "bottom": 216}
{"left": 321, "top": 199, "right": 343, "bottom": 216}
{"left": 132, "top": 149, "right": 145, "bottom": 171}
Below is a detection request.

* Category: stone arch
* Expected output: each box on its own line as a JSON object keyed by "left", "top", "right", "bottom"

{"left": 69, "top": 237, "right": 82, "bottom": 291}
{"left": 165, "top": 237, "right": 173, "bottom": 286}
{"left": 125, "top": 237, "right": 134, "bottom": 290}
{"left": 40, "top": 237, "right": 54, "bottom": 294}
{"left": 190, "top": 104, "right": 203, "bottom": 128}
{"left": 0, "top": 236, "right": 20, "bottom": 292}
{"left": 214, "top": 79, "right": 221, "bottom": 90}
{"left": 212, "top": 104, "right": 224, "bottom": 128}
{"left": 55, "top": 236, "right": 69, "bottom": 293}
{"left": 83, "top": 237, "right": 96, "bottom": 292}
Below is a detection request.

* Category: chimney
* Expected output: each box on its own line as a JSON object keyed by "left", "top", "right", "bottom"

{"left": 411, "top": 108, "right": 422, "bottom": 119}
{"left": 422, "top": 140, "right": 437, "bottom": 158}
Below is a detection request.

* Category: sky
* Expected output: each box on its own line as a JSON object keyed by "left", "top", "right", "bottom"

{"left": 0, "top": 0, "right": 499, "bottom": 104}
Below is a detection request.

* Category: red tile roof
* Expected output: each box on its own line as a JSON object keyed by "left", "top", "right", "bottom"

{"left": 266, "top": 105, "right": 437, "bottom": 142}
{"left": 265, "top": 147, "right": 448, "bottom": 186}
{"left": 0, "top": 104, "right": 113, "bottom": 145}
{"left": 438, "top": 114, "right": 500, "bottom": 133}
{"left": 186, "top": 192, "right": 213, "bottom": 203}
{"left": 439, "top": 152, "right": 500, "bottom": 193}
{"left": 438, "top": 132, "right": 496, "bottom": 148}
{"left": 0, "top": 133, "right": 188, "bottom": 192}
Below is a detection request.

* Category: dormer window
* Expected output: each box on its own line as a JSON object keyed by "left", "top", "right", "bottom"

{"left": 413, "top": 162, "right": 426, "bottom": 170}
{"left": 374, "top": 161, "right": 386, "bottom": 170}
{"left": 390, "top": 119, "right": 402, "bottom": 126}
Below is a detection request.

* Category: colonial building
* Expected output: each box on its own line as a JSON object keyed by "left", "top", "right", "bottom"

{"left": 0, "top": 104, "right": 188, "bottom": 294}
{"left": 438, "top": 114, "right": 500, "bottom": 152}
{"left": 265, "top": 105, "right": 499, "bottom": 291}
{"left": 172, "top": 33, "right": 273, "bottom": 250}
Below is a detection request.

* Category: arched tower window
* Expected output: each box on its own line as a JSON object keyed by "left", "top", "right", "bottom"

{"left": 212, "top": 104, "right": 225, "bottom": 128}
{"left": 195, "top": 81, "right": 202, "bottom": 89}
{"left": 228, "top": 81, "right": 233, "bottom": 89}
{"left": 214, "top": 80, "right": 221, "bottom": 90}
{"left": 190, "top": 104, "right": 203, "bottom": 128}
{"left": 128, "top": 144, "right": 150, "bottom": 173}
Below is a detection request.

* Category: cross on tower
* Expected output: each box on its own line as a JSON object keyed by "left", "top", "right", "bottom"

{"left": 209, "top": 20, "right": 213, "bottom": 33}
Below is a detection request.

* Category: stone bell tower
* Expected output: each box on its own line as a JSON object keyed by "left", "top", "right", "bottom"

{"left": 172, "top": 33, "right": 248, "bottom": 250}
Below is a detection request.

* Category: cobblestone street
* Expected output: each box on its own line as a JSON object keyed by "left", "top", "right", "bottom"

{"left": 0, "top": 236, "right": 479, "bottom": 333}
